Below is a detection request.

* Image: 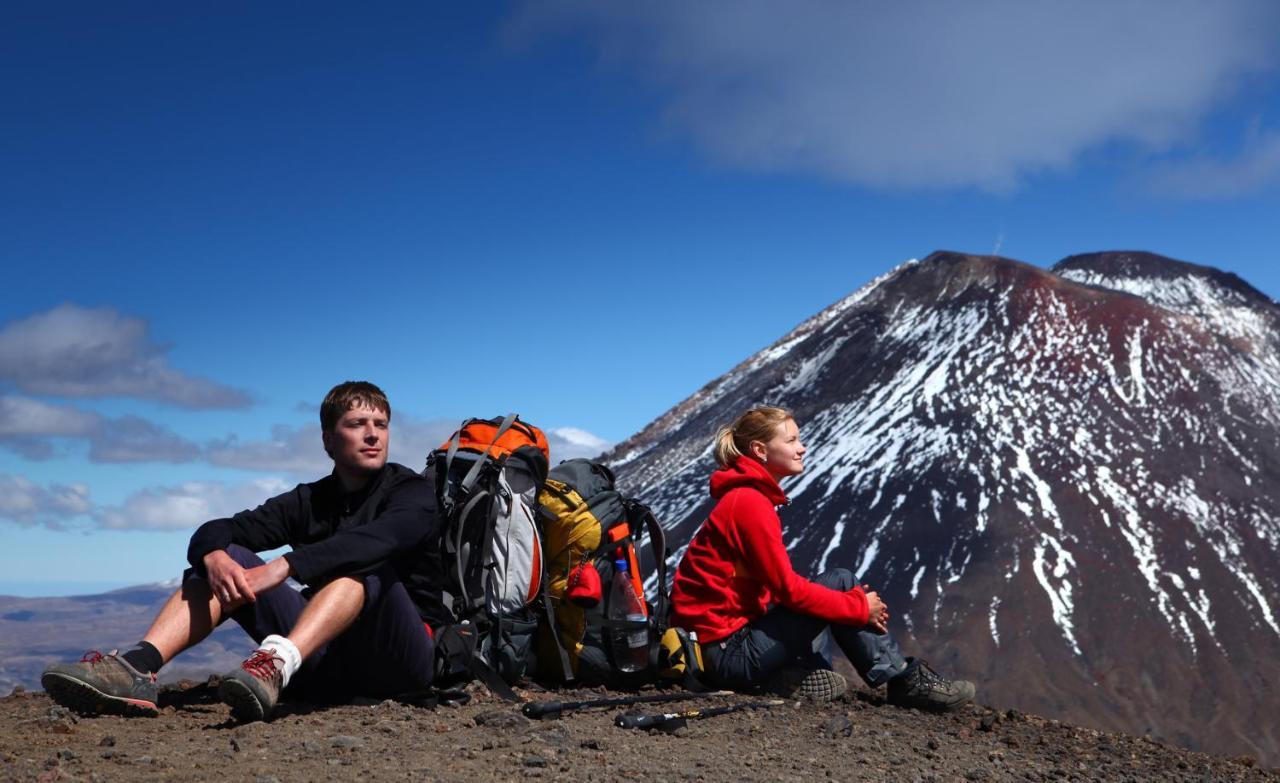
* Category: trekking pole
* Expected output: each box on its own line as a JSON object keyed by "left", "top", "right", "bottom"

{"left": 522, "top": 690, "right": 733, "bottom": 720}
{"left": 615, "top": 699, "right": 784, "bottom": 733}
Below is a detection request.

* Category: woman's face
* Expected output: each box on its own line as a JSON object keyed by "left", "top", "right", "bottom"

{"left": 752, "top": 418, "right": 807, "bottom": 479}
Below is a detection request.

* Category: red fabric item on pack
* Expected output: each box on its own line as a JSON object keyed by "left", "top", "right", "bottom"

{"left": 566, "top": 562, "right": 602, "bottom": 607}
{"left": 669, "top": 455, "right": 870, "bottom": 643}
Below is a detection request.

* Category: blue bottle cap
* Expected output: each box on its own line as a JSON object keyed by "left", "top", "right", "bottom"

{"left": 614, "top": 559, "right": 627, "bottom": 571}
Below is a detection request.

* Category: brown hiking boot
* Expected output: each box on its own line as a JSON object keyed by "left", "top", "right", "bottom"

{"left": 41, "top": 650, "right": 159, "bottom": 717}
{"left": 218, "top": 649, "right": 285, "bottom": 722}
{"left": 887, "top": 659, "right": 975, "bottom": 712}
{"left": 771, "top": 667, "right": 848, "bottom": 703}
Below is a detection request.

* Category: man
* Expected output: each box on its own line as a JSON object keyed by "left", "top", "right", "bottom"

{"left": 42, "top": 381, "right": 446, "bottom": 722}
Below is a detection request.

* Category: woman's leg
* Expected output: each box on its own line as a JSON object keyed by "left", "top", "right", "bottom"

{"left": 811, "top": 568, "right": 910, "bottom": 686}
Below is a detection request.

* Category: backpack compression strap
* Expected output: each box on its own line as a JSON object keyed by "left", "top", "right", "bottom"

{"left": 458, "top": 412, "right": 519, "bottom": 496}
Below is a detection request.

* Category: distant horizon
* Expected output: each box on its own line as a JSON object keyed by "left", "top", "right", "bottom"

{"left": 0, "top": 580, "right": 154, "bottom": 598}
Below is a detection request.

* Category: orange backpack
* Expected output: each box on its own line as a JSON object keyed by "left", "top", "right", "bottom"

{"left": 426, "top": 414, "right": 553, "bottom": 688}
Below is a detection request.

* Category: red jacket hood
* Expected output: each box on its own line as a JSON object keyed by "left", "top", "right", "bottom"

{"left": 709, "top": 455, "right": 788, "bottom": 506}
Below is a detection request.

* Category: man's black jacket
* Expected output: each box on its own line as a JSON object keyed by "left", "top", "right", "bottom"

{"left": 186, "top": 463, "right": 448, "bottom": 629}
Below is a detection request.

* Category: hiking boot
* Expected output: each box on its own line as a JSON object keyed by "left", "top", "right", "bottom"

{"left": 887, "top": 659, "right": 975, "bottom": 712}
{"left": 770, "top": 667, "right": 848, "bottom": 703}
{"left": 41, "top": 650, "right": 159, "bottom": 717}
{"left": 219, "top": 649, "right": 285, "bottom": 722}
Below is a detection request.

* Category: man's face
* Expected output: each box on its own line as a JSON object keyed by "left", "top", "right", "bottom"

{"left": 323, "top": 404, "right": 390, "bottom": 476}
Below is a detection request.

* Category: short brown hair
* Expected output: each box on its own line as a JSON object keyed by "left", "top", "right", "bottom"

{"left": 320, "top": 381, "right": 391, "bottom": 432}
{"left": 713, "top": 406, "right": 793, "bottom": 468}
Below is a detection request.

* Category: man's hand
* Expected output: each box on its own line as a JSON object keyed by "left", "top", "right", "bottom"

{"left": 203, "top": 549, "right": 255, "bottom": 608}
{"left": 863, "top": 584, "right": 890, "bottom": 634}
{"left": 245, "top": 557, "right": 292, "bottom": 596}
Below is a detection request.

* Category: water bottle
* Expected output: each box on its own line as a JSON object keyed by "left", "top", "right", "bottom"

{"left": 608, "top": 558, "right": 649, "bottom": 673}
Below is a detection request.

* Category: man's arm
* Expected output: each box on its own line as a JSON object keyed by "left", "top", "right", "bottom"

{"left": 186, "top": 487, "right": 303, "bottom": 605}
{"left": 283, "top": 477, "right": 436, "bottom": 586}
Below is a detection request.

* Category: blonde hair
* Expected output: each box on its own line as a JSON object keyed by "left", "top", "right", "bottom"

{"left": 713, "top": 406, "right": 793, "bottom": 468}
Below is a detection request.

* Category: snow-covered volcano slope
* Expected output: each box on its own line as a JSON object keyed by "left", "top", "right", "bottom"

{"left": 604, "top": 251, "right": 1280, "bottom": 764}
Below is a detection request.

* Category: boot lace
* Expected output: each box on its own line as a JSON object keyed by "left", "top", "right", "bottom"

{"left": 240, "top": 649, "right": 283, "bottom": 681}
{"left": 913, "top": 660, "right": 949, "bottom": 690}
{"left": 79, "top": 651, "right": 105, "bottom": 665}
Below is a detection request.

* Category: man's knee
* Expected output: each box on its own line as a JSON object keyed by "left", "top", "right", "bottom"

{"left": 815, "top": 567, "right": 856, "bottom": 591}
{"left": 224, "top": 543, "right": 266, "bottom": 569}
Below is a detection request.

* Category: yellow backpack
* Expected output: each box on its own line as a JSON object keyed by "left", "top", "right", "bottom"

{"left": 535, "top": 459, "right": 672, "bottom": 685}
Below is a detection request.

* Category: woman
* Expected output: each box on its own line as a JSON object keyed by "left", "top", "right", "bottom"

{"left": 670, "top": 406, "right": 975, "bottom": 709}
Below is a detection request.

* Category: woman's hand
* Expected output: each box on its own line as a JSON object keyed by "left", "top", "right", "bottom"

{"left": 863, "top": 584, "right": 890, "bottom": 633}
{"left": 203, "top": 549, "right": 255, "bottom": 608}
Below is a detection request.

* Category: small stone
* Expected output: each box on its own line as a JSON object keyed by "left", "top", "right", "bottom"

{"left": 329, "top": 735, "right": 364, "bottom": 749}
{"left": 255, "top": 775, "right": 282, "bottom": 783}
{"left": 230, "top": 738, "right": 243, "bottom": 752}
{"left": 135, "top": 756, "right": 153, "bottom": 765}
{"left": 474, "top": 709, "right": 529, "bottom": 730}
{"left": 821, "top": 716, "right": 854, "bottom": 739}
{"left": 927, "top": 738, "right": 939, "bottom": 750}
{"left": 99, "top": 750, "right": 119, "bottom": 760}
{"left": 98, "top": 736, "right": 116, "bottom": 747}
{"left": 979, "top": 713, "right": 999, "bottom": 732}
{"left": 580, "top": 739, "right": 602, "bottom": 750}
{"left": 523, "top": 752, "right": 549, "bottom": 768}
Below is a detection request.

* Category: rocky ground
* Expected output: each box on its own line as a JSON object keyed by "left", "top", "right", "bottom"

{"left": 1, "top": 679, "right": 1275, "bottom": 783}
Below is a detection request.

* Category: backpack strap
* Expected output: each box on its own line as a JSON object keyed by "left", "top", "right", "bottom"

{"left": 631, "top": 502, "right": 669, "bottom": 626}
{"left": 459, "top": 412, "right": 518, "bottom": 496}
{"left": 539, "top": 577, "right": 576, "bottom": 682}
{"left": 452, "top": 488, "right": 495, "bottom": 615}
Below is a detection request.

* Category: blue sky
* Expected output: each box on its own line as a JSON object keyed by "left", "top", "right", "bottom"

{"left": 3, "top": 2, "right": 1280, "bottom": 594}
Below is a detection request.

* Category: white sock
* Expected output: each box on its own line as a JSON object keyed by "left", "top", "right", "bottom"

{"left": 258, "top": 634, "right": 302, "bottom": 689}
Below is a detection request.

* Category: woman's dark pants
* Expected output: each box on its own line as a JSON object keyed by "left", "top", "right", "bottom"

{"left": 187, "top": 544, "right": 435, "bottom": 703}
{"left": 702, "top": 568, "right": 909, "bottom": 690}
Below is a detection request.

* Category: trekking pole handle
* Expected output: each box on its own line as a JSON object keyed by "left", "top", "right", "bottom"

{"left": 522, "top": 701, "right": 565, "bottom": 718}
{"left": 614, "top": 711, "right": 677, "bottom": 730}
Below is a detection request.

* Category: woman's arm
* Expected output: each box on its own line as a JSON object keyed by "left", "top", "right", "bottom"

{"left": 730, "top": 490, "right": 870, "bottom": 626}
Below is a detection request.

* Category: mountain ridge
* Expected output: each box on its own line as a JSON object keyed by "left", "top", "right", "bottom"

{"left": 605, "top": 249, "right": 1280, "bottom": 763}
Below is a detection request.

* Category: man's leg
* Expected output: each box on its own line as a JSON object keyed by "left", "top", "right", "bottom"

{"left": 219, "top": 573, "right": 366, "bottom": 721}
{"left": 40, "top": 545, "right": 297, "bottom": 717}
{"left": 302, "top": 566, "right": 435, "bottom": 703}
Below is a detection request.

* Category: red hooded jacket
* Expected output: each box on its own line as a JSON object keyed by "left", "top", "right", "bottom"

{"left": 670, "top": 456, "right": 870, "bottom": 643}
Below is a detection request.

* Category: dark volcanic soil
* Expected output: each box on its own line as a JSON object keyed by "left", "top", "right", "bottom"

{"left": 1, "top": 681, "right": 1274, "bottom": 783}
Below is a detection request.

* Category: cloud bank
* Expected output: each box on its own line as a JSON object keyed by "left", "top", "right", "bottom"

{"left": 0, "top": 304, "right": 250, "bottom": 408}
{"left": 0, "top": 474, "right": 91, "bottom": 527}
{"left": 96, "top": 478, "right": 294, "bottom": 531}
{"left": 0, "top": 395, "right": 201, "bottom": 463}
{"left": 509, "top": 0, "right": 1280, "bottom": 192}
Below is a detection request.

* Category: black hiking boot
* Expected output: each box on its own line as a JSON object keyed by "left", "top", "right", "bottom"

{"left": 770, "top": 667, "right": 848, "bottom": 703}
{"left": 41, "top": 650, "right": 159, "bottom": 717}
{"left": 219, "top": 649, "right": 285, "bottom": 722}
{"left": 886, "top": 659, "right": 975, "bottom": 712}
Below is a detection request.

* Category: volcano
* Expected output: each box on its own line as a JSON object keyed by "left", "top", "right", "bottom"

{"left": 605, "top": 251, "right": 1280, "bottom": 763}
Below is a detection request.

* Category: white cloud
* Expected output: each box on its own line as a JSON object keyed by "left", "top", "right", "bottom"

{"left": 0, "top": 396, "right": 98, "bottom": 437}
{"left": 204, "top": 417, "right": 613, "bottom": 475}
{"left": 88, "top": 415, "right": 202, "bottom": 463}
{"left": 508, "top": 1, "right": 1280, "bottom": 191}
{"left": 0, "top": 395, "right": 201, "bottom": 463}
{"left": 96, "top": 477, "right": 293, "bottom": 531}
{"left": 206, "top": 424, "right": 332, "bottom": 476}
{"left": 1143, "top": 127, "right": 1280, "bottom": 198}
{"left": 0, "top": 304, "right": 250, "bottom": 408}
{"left": 549, "top": 426, "right": 613, "bottom": 461}
{"left": 0, "top": 473, "right": 91, "bottom": 527}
